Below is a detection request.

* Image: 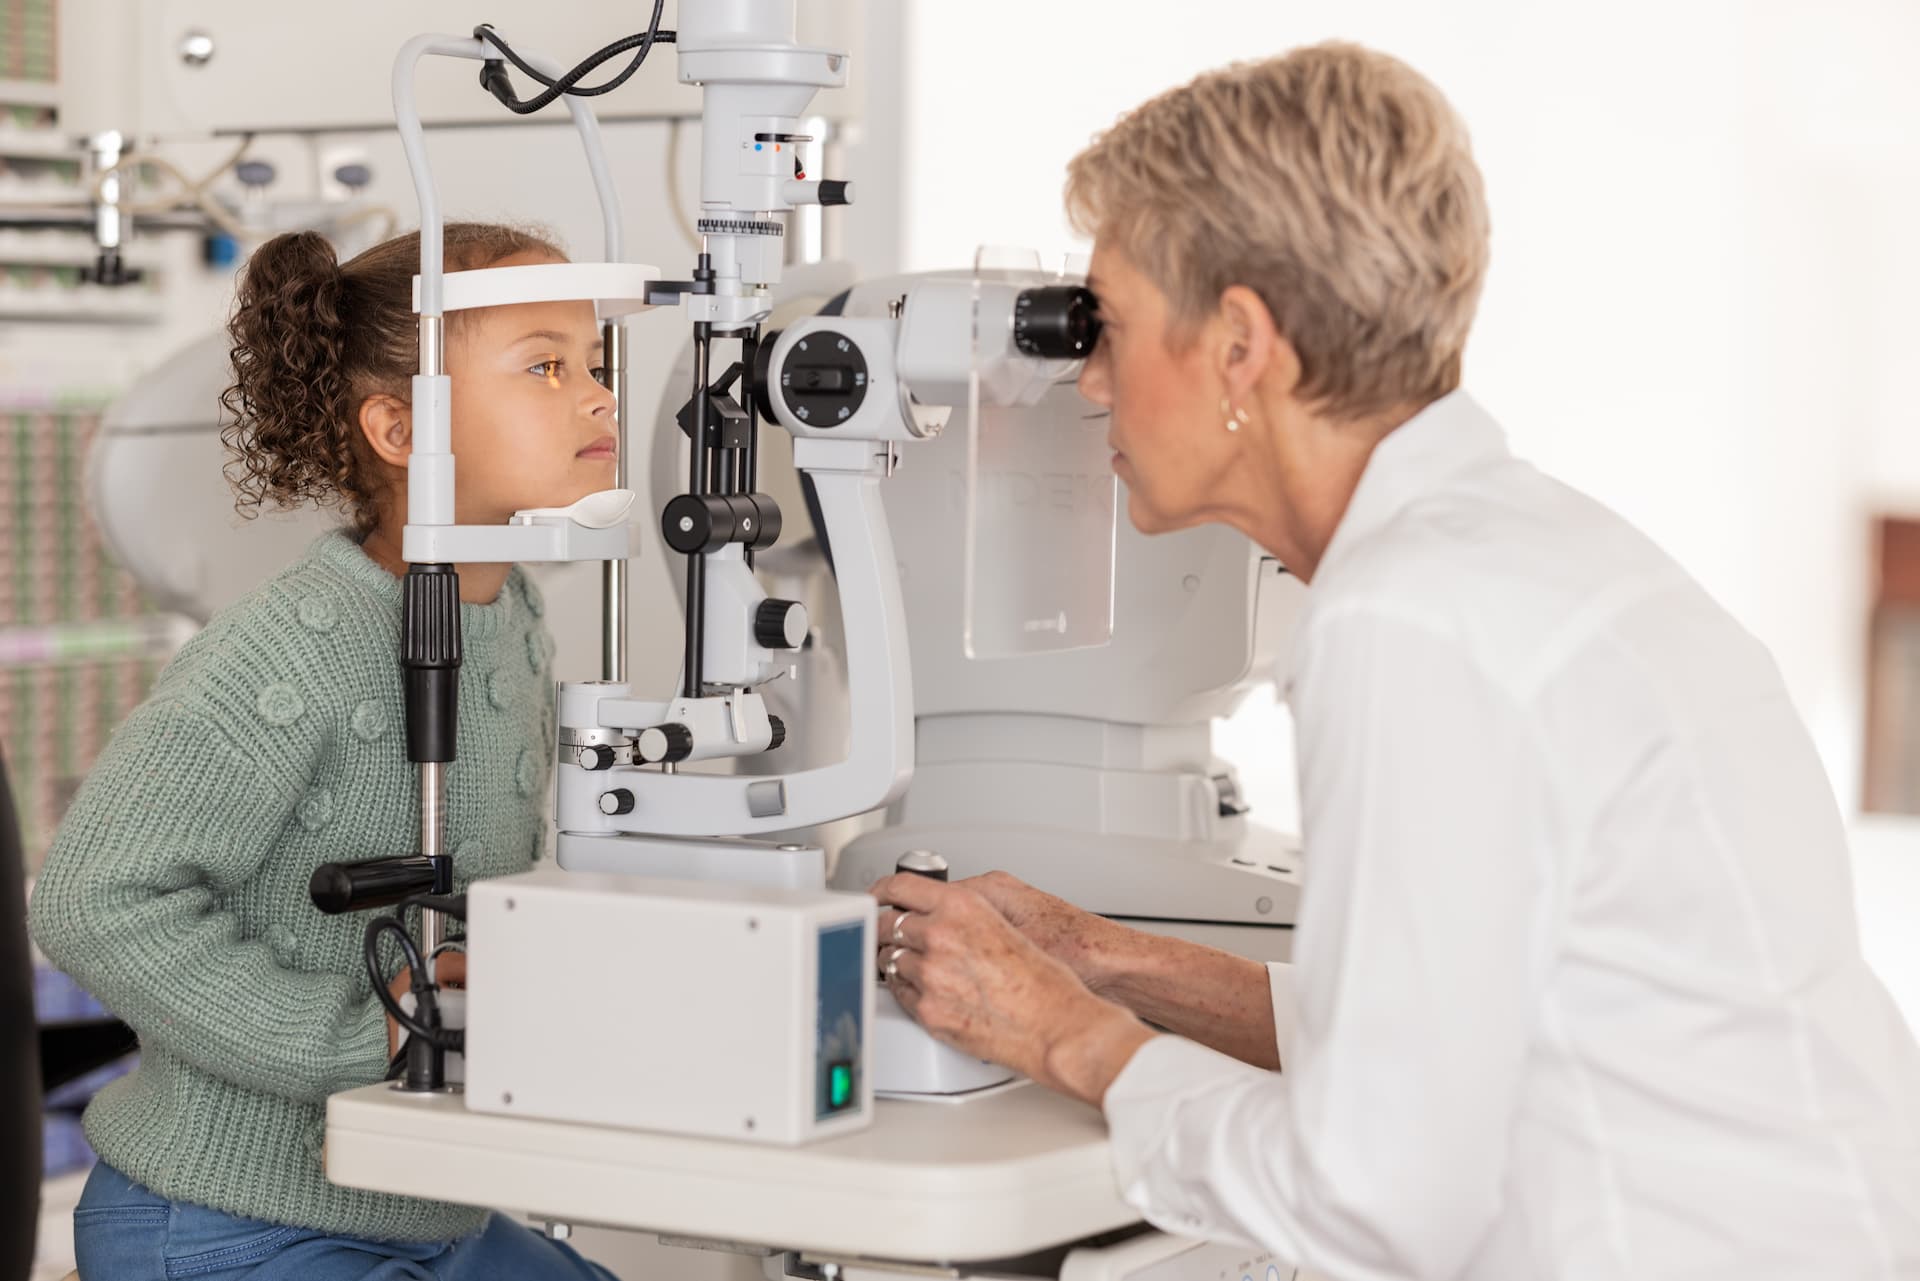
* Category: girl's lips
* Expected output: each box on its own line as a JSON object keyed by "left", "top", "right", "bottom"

{"left": 577, "top": 438, "right": 618, "bottom": 460}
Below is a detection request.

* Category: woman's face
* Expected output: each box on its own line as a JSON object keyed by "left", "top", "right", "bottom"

{"left": 446, "top": 252, "right": 619, "bottom": 525}
{"left": 1077, "top": 244, "right": 1241, "bottom": 535}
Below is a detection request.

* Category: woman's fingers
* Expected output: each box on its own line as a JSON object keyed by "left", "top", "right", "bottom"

{"left": 877, "top": 907, "right": 919, "bottom": 949}
{"left": 883, "top": 946, "right": 925, "bottom": 988}
{"left": 868, "top": 872, "right": 948, "bottom": 914}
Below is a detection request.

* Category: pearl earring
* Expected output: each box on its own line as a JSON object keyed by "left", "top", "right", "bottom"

{"left": 1221, "top": 397, "right": 1250, "bottom": 433}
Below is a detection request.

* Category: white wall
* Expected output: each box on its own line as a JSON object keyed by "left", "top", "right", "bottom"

{"left": 896, "top": 0, "right": 1920, "bottom": 826}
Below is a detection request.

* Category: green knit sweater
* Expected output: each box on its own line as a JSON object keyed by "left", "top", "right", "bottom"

{"left": 29, "top": 530, "right": 559, "bottom": 1242}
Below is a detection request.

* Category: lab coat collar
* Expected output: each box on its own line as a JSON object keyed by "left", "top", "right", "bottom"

{"left": 1313, "top": 389, "right": 1509, "bottom": 582}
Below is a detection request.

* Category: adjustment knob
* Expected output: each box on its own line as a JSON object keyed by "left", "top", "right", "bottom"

{"left": 766, "top": 715, "right": 787, "bottom": 752}
{"left": 896, "top": 849, "right": 949, "bottom": 881}
{"left": 635, "top": 723, "right": 694, "bottom": 765}
{"left": 755, "top": 599, "right": 808, "bottom": 650}
{"left": 598, "top": 789, "right": 636, "bottom": 817}
{"left": 576, "top": 744, "right": 616, "bottom": 771}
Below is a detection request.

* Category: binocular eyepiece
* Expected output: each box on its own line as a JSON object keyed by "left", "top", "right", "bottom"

{"left": 1012, "top": 285, "right": 1102, "bottom": 360}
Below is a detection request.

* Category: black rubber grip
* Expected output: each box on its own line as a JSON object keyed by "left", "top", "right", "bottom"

{"left": 403, "top": 565, "right": 462, "bottom": 763}
{"left": 309, "top": 856, "right": 439, "bottom": 915}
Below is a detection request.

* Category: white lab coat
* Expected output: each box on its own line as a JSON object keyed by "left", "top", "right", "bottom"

{"left": 1102, "top": 391, "right": 1920, "bottom": 1280}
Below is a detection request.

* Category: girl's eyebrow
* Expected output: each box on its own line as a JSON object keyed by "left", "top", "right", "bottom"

{"left": 512, "top": 329, "right": 604, "bottom": 351}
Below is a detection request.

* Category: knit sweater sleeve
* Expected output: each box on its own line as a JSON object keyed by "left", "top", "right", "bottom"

{"left": 28, "top": 690, "right": 390, "bottom": 1104}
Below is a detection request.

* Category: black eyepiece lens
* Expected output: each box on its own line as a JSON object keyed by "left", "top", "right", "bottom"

{"left": 1013, "top": 285, "right": 1102, "bottom": 359}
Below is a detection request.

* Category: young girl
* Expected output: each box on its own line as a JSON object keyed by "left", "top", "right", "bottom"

{"left": 30, "top": 224, "right": 624, "bottom": 1279}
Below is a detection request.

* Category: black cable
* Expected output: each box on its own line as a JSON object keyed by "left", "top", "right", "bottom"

{"left": 475, "top": 7, "right": 675, "bottom": 115}
{"left": 478, "top": 10, "right": 669, "bottom": 94}
{"left": 398, "top": 892, "right": 468, "bottom": 923}
{"left": 363, "top": 917, "right": 461, "bottom": 1051}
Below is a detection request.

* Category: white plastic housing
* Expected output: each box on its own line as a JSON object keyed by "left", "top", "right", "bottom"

{"left": 465, "top": 866, "right": 875, "bottom": 1145}
{"left": 872, "top": 991, "right": 1014, "bottom": 1096}
{"left": 410, "top": 262, "right": 662, "bottom": 319}
{"left": 765, "top": 318, "right": 948, "bottom": 441}
{"left": 702, "top": 547, "right": 798, "bottom": 688}
{"left": 399, "top": 519, "right": 635, "bottom": 565}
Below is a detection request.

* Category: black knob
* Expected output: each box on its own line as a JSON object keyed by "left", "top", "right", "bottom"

{"left": 598, "top": 789, "right": 636, "bottom": 816}
{"left": 662, "top": 492, "right": 780, "bottom": 556}
{"left": 818, "top": 180, "right": 853, "bottom": 206}
{"left": 766, "top": 715, "right": 787, "bottom": 753}
{"left": 755, "top": 599, "right": 807, "bottom": 650}
{"left": 751, "top": 330, "right": 782, "bottom": 422}
{"left": 741, "top": 493, "right": 782, "bottom": 551}
{"left": 576, "top": 744, "right": 616, "bottom": 771}
{"left": 636, "top": 723, "right": 694, "bottom": 765}
{"left": 663, "top": 493, "right": 730, "bottom": 555}
{"left": 895, "top": 850, "right": 949, "bottom": 881}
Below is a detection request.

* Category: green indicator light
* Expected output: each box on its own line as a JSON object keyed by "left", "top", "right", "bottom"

{"left": 828, "top": 1062, "right": 853, "bottom": 1110}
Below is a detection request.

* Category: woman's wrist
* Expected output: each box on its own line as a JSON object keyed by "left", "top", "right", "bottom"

{"left": 1037, "top": 990, "right": 1158, "bottom": 1107}
{"left": 1082, "top": 917, "right": 1171, "bottom": 1004}
{"left": 1070, "top": 913, "right": 1139, "bottom": 995}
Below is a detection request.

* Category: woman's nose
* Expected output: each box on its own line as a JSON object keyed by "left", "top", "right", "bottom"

{"left": 585, "top": 378, "right": 616, "bottom": 417}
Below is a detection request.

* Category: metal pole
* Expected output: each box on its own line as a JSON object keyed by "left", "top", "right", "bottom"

{"left": 416, "top": 310, "right": 448, "bottom": 963}
{"left": 684, "top": 323, "right": 713, "bottom": 697}
{"left": 600, "top": 320, "right": 628, "bottom": 683}
{"left": 419, "top": 761, "right": 447, "bottom": 958}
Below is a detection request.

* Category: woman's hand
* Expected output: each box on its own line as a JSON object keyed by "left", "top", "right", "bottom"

{"left": 386, "top": 952, "right": 465, "bottom": 1059}
{"left": 946, "top": 871, "right": 1131, "bottom": 995}
{"left": 870, "top": 873, "right": 1155, "bottom": 1106}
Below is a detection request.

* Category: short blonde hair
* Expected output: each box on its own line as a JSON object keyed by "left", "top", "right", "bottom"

{"left": 1066, "top": 42, "right": 1490, "bottom": 422}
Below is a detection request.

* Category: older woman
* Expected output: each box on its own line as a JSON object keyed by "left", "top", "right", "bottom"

{"left": 870, "top": 42, "right": 1920, "bottom": 1281}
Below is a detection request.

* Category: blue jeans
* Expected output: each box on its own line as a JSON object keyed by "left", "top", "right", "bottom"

{"left": 73, "top": 1162, "right": 622, "bottom": 1280}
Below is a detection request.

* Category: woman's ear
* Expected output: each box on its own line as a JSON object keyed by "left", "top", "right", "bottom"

{"left": 1218, "top": 284, "right": 1298, "bottom": 401}
{"left": 357, "top": 394, "right": 413, "bottom": 470}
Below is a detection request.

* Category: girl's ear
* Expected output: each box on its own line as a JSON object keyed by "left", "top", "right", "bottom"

{"left": 357, "top": 394, "right": 413, "bottom": 469}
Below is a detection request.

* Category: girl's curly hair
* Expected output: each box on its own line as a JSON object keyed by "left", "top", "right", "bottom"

{"left": 219, "top": 223, "right": 562, "bottom": 536}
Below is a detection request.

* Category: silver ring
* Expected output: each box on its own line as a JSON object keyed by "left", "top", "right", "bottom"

{"left": 886, "top": 946, "right": 905, "bottom": 978}
{"left": 891, "top": 912, "right": 909, "bottom": 944}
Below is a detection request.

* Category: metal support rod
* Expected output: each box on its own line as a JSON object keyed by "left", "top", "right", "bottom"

{"left": 419, "top": 314, "right": 444, "bottom": 377}
{"left": 419, "top": 761, "right": 447, "bottom": 959}
{"left": 413, "top": 311, "right": 450, "bottom": 962}
{"left": 600, "top": 320, "right": 628, "bottom": 683}
{"left": 742, "top": 329, "right": 761, "bottom": 568}
{"left": 683, "top": 322, "right": 713, "bottom": 697}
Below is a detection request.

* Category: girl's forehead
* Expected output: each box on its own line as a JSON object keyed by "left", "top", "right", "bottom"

{"left": 465, "top": 296, "right": 601, "bottom": 348}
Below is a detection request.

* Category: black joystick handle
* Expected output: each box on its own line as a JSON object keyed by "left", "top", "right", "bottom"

{"left": 309, "top": 856, "right": 439, "bottom": 915}
{"left": 895, "top": 849, "right": 949, "bottom": 882}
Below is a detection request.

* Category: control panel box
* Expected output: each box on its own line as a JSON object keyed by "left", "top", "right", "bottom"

{"left": 465, "top": 866, "right": 875, "bottom": 1144}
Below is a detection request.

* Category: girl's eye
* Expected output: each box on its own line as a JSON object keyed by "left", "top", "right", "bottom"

{"left": 531, "top": 359, "right": 562, "bottom": 386}
{"left": 590, "top": 366, "right": 608, "bottom": 388}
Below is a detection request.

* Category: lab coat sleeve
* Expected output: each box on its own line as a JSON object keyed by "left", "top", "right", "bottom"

{"left": 28, "top": 696, "right": 391, "bottom": 1104}
{"left": 1103, "top": 606, "right": 1554, "bottom": 1281}
{"left": 1269, "top": 961, "right": 1298, "bottom": 1065}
